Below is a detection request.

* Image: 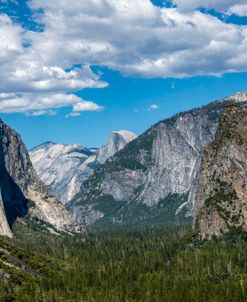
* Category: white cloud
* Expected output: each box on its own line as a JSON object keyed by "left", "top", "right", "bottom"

{"left": 25, "top": 0, "right": 247, "bottom": 79}
{"left": 0, "top": 0, "right": 247, "bottom": 116}
{"left": 0, "top": 93, "right": 103, "bottom": 116}
{"left": 0, "top": 14, "right": 23, "bottom": 63}
{"left": 73, "top": 101, "right": 103, "bottom": 112}
{"left": 0, "top": 12, "right": 108, "bottom": 115}
{"left": 148, "top": 104, "right": 160, "bottom": 110}
{"left": 27, "top": 110, "right": 57, "bottom": 117}
{"left": 0, "top": 93, "right": 17, "bottom": 100}
{"left": 0, "top": 59, "right": 108, "bottom": 94}
{"left": 66, "top": 112, "right": 81, "bottom": 118}
{"left": 172, "top": 0, "right": 247, "bottom": 14}
{"left": 228, "top": 4, "right": 247, "bottom": 16}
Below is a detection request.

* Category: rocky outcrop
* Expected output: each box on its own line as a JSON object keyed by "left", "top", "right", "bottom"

{"left": 194, "top": 105, "right": 247, "bottom": 239}
{"left": 30, "top": 130, "right": 137, "bottom": 204}
{"left": 0, "top": 119, "right": 80, "bottom": 237}
{"left": 0, "top": 200, "right": 12, "bottom": 238}
{"left": 28, "top": 190, "right": 79, "bottom": 233}
{"left": 0, "top": 120, "right": 47, "bottom": 196}
{"left": 69, "top": 94, "right": 247, "bottom": 228}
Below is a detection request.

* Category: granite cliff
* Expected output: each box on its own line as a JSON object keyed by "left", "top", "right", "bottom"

{"left": 194, "top": 105, "right": 247, "bottom": 239}
{"left": 0, "top": 119, "right": 79, "bottom": 237}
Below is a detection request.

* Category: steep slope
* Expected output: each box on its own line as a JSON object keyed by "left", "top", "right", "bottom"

{"left": 69, "top": 93, "right": 247, "bottom": 228}
{"left": 0, "top": 119, "right": 79, "bottom": 237}
{"left": 96, "top": 131, "right": 137, "bottom": 164}
{"left": 194, "top": 105, "right": 247, "bottom": 239}
{"left": 30, "top": 130, "right": 137, "bottom": 204}
{"left": 0, "top": 236, "right": 53, "bottom": 293}
{"left": 30, "top": 142, "right": 97, "bottom": 204}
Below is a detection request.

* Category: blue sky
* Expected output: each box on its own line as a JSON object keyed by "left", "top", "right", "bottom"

{"left": 0, "top": 0, "right": 247, "bottom": 149}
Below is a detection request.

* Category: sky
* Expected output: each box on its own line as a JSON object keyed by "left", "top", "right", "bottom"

{"left": 0, "top": 0, "right": 247, "bottom": 149}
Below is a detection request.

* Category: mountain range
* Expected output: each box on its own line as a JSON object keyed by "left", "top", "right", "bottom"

{"left": 67, "top": 92, "right": 247, "bottom": 236}
{"left": 29, "top": 130, "right": 137, "bottom": 204}
{"left": 1, "top": 92, "right": 247, "bottom": 239}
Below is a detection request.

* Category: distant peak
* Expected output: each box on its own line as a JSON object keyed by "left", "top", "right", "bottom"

{"left": 111, "top": 130, "right": 137, "bottom": 141}
{"left": 30, "top": 141, "right": 56, "bottom": 151}
{"left": 43, "top": 141, "right": 56, "bottom": 145}
{"left": 229, "top": 92, "right": 247, "bottom": 102}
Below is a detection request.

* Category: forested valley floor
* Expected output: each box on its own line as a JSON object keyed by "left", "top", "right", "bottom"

{"left": 0, "top": 221, "right": 247, "bottom": 302}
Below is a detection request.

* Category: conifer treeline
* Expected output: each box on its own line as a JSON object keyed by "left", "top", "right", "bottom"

{"left": 0, "top": 227, "right": 247, "bottom": 301}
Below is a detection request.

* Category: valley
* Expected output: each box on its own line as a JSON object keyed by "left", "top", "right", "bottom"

{"left": 1, "top": 1, "right": 247, "bottom": 300}
{"left": 1, "top": 93, "right": 247, "bottom": 301}
{"left": 1, "top": 224, "right": 247, "bottom": 302}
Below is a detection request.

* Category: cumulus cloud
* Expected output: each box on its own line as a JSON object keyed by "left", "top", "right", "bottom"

{"left": 27, "top": 110, "right": 57, "bottom": 117}
{"left": 73, "top": 101, "right": 103, "bottom": 112}
{"left": 148, "top": 104, "right": 160, "bottom": 110}
{"left": 228, "top": 4, "right": 247, "bottom": 16}
{"left": 25, "top": 0, "right": 247, "bottom": 78}
{"left": 0, "top": 0, "right": 247, "bottom": 115}
{"left": 0, "top": 62, "right": 108, "bottom": 94}
{"left": 172, "top": 0, "right": 247, "bottom": 14}
{"left": 0, "top": 14, "right": 23, "bottom": 63}
{"left": 0, "top": 93, "right": 103, "bottom": 116}
{"left": 0, "top": 11, "right": 107, "bottom": 115}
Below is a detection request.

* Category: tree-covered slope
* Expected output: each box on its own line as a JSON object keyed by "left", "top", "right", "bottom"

{"left": 0, "top": 235, "right": 58, "bottom": 302}
{"left": 1, "top": 226, "right": 247, "bottom": 302}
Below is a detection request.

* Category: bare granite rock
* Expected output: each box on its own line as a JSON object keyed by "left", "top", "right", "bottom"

{"left": 0, "top": 119, "right": 80, "bottom": 237}
{"left": 30, "top": 130, "right": 137, "bottom": 204}
{"left": 194, "top": 105, "right": 247, "bottom": 239}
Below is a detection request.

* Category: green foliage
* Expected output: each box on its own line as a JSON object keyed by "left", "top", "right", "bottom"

{"left": 0, "top": 235, "right": 59, "bottom": 302}
{"left": 107, "top": 157, "right": 146, "bottom": 172}
{"left": 93, "top": 194, "right": 191, "bottom": 230}
{"left": 1, "top": 225, "right": 247, "bottom": 302}
{"left": 205, "top": 190, "right": 235, "bottom": 208}
{"left": 12, "top": 216, "right": 63, "bottom": 238}
{"left": 103, "top": 129, "right": 156, "bottom": 173}
{"left": 134, "top": 131, "right": 156, "bottom": 151}
{"left": 204, "top": 183, "right": 238, "bottom": 225}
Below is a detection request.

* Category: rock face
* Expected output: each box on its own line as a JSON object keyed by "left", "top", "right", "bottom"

{"left": 30, "top": 142, "right": 98, "bottom": 204}
{"left": 96, "top": 131, "right": 137, "bottom": 164}
{"left": 0, "top": 120, "right": 79, "bottom": 237}
{"left": 69, "top": 93, "right": 247, "bottom": 228}
{"left": 194, "top": 105, "right": 247, "bottom": 239}
{"left": 30, "top": 131, "right": 137, "bottom": 204}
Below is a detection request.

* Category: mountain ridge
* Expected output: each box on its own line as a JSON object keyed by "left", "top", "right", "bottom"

{"left": 68, "top": 93, "right": 247, "bottom": 228}
{"left": 30, "top": 130, "right": 137, "bottom": 204}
